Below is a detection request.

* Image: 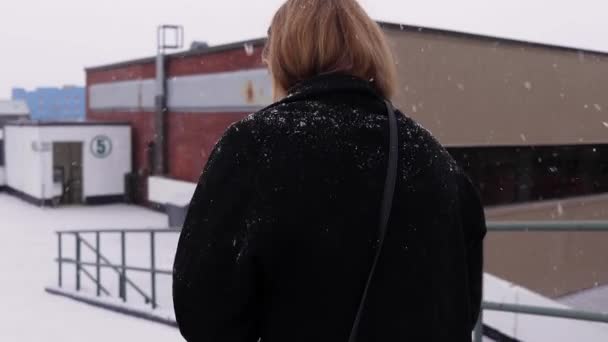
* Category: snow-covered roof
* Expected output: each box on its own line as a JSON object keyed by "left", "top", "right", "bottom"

{"left": 0, "top": 100, "right": 29, "bottom": 116}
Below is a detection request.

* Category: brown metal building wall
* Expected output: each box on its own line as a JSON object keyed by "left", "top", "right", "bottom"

{"left": 485, "top": 195, "right": 608, "bottom": 297}
{"left": 381, "top": 26, "right": 608, "bottom": 298}
{"left": 384, "top": 27, "right": 608, "bottom": 147}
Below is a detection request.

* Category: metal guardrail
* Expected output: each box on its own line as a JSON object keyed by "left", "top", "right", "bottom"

{"left": 473, "top": 220, "right": 608, "bottom": 342}
{"left": 487, "top": 220, "right": 608, "bottom": 232}
{"left": 53, "top": 222, "right": 608, "bottom": 340}
{"left": 483, "top": 301, "right": 608, "bottom": 323}
{"left": 55, "top": 228, "right": 179, "bottom": 310}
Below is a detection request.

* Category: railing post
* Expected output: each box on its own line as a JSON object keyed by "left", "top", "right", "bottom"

{"left": 75, "top": 232, "right": 81, "bottom": 291}
{"left": 120, "top": 231, "right": 127, "bottom": 302}
{"left": 57, "top": 232, "right": 62, "bottom": 288}
{"left": 473, "top": 308, "right": 483, "bottom": 342}
{"left": 96, "top": 232, "right": 101, "bottom": 296}
{"left": 150, "top": 231, "right": 157, "bottom": 309}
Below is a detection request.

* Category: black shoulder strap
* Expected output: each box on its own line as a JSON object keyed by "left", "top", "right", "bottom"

{"left": 348, "top": 100, "right": 399, "bottom": 342}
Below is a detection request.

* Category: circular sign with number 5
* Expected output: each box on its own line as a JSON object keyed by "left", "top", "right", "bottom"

{"left": 91, "top": 135, "right": 112, "bottom": 158}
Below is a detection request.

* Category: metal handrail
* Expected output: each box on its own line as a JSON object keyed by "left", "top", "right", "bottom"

{"left": 54, "top": 222, "right": 608, "bottom": 339}
{"left": 487, "top": 220, "right": 608, "bottom": 232}
{"left": 474, "top": 220, "right": 608, "bottom": 342}
{"left": 56, "top": 258, "right": 173, "bottom": 275}
{"left": 76, "top": 233, "right": 154, "bottom": 304}
{"left": 78, "top": 265, "right": 111, "bottom": 296}
{"left": 59, "top": 228, "right": 179, "bottom": 234}
{"left": 55, "top": 228, "right": 180, "bottom": 310}
{"left": 483, "top": 301, "right": 608, "bottom": 323}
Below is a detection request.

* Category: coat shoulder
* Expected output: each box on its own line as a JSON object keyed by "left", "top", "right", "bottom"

{"left": 396, "top": 113, "right": 460, "bottom": 177}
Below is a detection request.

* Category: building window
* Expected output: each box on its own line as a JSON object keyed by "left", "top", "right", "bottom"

{"left": 449, "top": 145, "right": 608, "bottom": 206}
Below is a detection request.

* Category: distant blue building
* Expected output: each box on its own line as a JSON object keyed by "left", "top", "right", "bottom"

{"left": 12, "top": 86, "right": 85, "bottom": 121}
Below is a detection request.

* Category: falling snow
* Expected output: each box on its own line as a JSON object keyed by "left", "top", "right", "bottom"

{"left": 243, "top": 43, "right": 254, "bottom": 56}
{"left": 556, "top": 202, "right": 564, "bottom": 216}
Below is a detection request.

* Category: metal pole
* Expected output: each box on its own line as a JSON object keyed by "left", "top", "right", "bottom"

{"left": 150, "top": 231, "right": 157, "bottom": 309}
{"left": 96, "top": 232, "right": 101, "bottom": 296}
{"left": 473, "top": 308, "right": 483, "bottom": 342}
{"left": 77, "top": 235, "right": 151, "bottom": 302}
{"left": 120, "top": 231, "right": 127, "bottom": 302}
{"left": 153, "top": 30, "right": 166, "bottom": 175}
{"left": 152, "top": 25, "right": 183, "bottom": 175}
{"left": 57, "top": 232, "right": 62, "bottom": 288}
{"left": 75, "top": 233, "right": 81, "bottom": 291}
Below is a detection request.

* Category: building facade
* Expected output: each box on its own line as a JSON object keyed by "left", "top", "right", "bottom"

{"left": 85, "top": 23, "right": 608, "bottom": 298}
{"left": 0, "top": 99, "right": 29, "bottom": 126}
{"left": 0, "top": 99, "right": 30, "bottom": 190}
{"left": 3, "top": 121, "right": 131, "bottom": 206}
{"left": 12, "top": 86, "right": 85, "bottom": 121}
{"left": 86, "top": 25, "right": 608, "bottom": 208}
{"left": 86, "top": 40, "right": 268, "bottom": 203}
{"left": 382, "top": 24, "right": 608, "bottom": 207}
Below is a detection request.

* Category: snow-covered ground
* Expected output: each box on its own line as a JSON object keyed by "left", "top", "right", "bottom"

{"left": 0, "top": 193, "right": 181, "bottom": 342}
{"left": 483, "top": 274, "right": 608, "bottom": 341}
{"left": 560, "top": 284, "right": 608, "bottom": 313}
{"left": 2, "top": 192, "right": 608, "bottom": 341}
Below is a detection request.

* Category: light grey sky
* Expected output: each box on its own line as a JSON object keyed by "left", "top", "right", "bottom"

{"left": 1, "top": 0, "right": 606, "bottom": 98}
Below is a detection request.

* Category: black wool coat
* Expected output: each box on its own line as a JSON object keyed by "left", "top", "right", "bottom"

{"left": 173, "top": 74, "right": 487, "bottom": 342}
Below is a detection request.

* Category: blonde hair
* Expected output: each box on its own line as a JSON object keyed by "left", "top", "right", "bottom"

{"left": 263, "top": 0, "right": 398, "bottom": 100}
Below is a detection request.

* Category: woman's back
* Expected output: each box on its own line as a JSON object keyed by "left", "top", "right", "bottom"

{"left": 173, "top": 74, "right": 486, "bottom": 341}
{"left": 174, "top": 1, "right": 485, "bottom": 340}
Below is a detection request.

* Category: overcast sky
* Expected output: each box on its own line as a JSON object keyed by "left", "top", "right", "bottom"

{"left": 1, "top": 0, "right": 606, "bottom": 98}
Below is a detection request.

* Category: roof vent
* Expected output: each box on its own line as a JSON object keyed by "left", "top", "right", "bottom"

{"left": 190, "top": 41, "right": 209, "bottom": 50}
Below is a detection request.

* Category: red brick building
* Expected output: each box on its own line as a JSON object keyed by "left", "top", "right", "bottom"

{"left": 86, "top": 39, "right": 269, "bottom": 203}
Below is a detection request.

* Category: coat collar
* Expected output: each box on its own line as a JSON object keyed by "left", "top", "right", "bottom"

{"left": 281, "top": 73, "right": 383, "bottom": 104}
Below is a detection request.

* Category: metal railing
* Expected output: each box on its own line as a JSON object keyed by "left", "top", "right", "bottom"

{"left": 52, "top": 222, "right": 608, "bottom": 339}
{"left": 473, "top": 220, "right": 608, "bottom": 342}
{"left": 55, "top": 228, "right": 179, "bottom": 309}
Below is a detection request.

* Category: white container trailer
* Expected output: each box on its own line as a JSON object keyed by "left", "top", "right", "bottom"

{"left": 4, "top": 121, "right": 131, "bottom": 206}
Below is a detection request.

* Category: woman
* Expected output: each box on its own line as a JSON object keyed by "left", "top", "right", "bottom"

{"left": 173, "top": 0, "right": 486, "bottom": 341}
